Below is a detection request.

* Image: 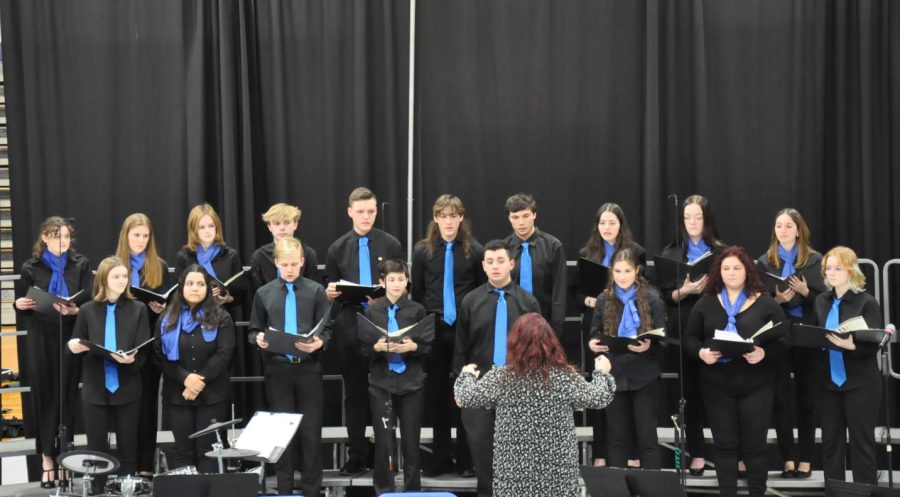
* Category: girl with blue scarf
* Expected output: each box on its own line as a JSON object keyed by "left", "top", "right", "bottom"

{"left": 757, "top": 209, "right": 825, "bottom": 478}
{"left": 153, "top": 264, "right": 235, "bottom": 474}
{"left": 577, "top": 203, "right": 646, "bottom": 467}
{"left": 588, "top": 249, "right": 665, "bottom": 469}
{"left": 14, "top": 217, "right": 92, "bottom": 488}
{"left": 115, "top": 213, "right": 172, "bottom": 477}
{"left": 655, "top": 194, "right": 724, "bottom": 475}
{"left": 684, "top": 247, "right": 786, "bottom": 497}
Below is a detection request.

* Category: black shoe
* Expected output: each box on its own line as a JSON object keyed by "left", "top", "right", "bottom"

{"left": 738, "top": 470, "right": 748, "bottom": 479}
{"left": 424, "top": 460, "right": 453, "bottom": 477}
{"left": 40, "top": 469, "right": 56, "bottom": 489}
{"left": 781, "top": 469, "right": 797, "bottom": 478}
{"left": 339, "top": 458, "right": 367, "bottom": 475}
{"left": 688, "top": 467, "right": 705, "bottom": 477}
{"left": 794, "top": 469, "right": 812, "bottom": 479}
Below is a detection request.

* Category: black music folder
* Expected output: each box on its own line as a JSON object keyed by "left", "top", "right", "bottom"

{"left": 756, "top": 262, "right": 821, "bottom": 295}
{"left": 262, "top": 308, "right": 331, "bottom": 358}
{"left": 131, "top": 284, "right": 179, "bottom": 305}
{"left": 212, "top": 269, "right": 248, "bottom": 290}
{"left": 335, "top": 280, "right": 386, "bottom": 304}
{"left": 791, "top": 317, "right": 885, "bottom": 349}
{"left": 652, "top": 251, "right": 714, "bottom": 289}
{"left": 708, "top": 320, "right": 788, "bottom": 357}
{"left": 26, "top": 286, "right": 86, "bottom": 315}
{"left": 598, "top": 328, "right": 666, "bottom": 354}
{"left": 576, "top": 258, "right": 609, "bottom": 297}
{"left": 357, "top": 312, "right": 435, "bottom": 346}
{"left": 80, "top": 337, "right": 155, "bottom": 360}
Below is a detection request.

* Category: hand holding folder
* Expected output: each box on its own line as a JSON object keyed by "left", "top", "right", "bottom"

{"left": 26, "top": 287, "right": 86, "bottom": 316}
{"left": 357, "top": 313, "right": 435, "bottom": 347}
{"left": 791, "top": 317, "right": 884, "bottom": 349}
{"left": 130, "top": 284, "right": 179, "bottom": 305}
{"left": 259, "top": 310, "right": 331, "bottom": 359}
{"left": 78, "top": 337, "right": 155, "bottom": 362}
{"left": 597, "top": 328, "right": 665, "bottom": 354}
{"left": 708, "top": 320, "right": 787, "bottom": 357}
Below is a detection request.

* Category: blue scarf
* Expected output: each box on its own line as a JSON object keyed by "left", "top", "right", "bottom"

{"left": 160, "top": 306, "right": 217, "bottom": 361}
{"left": 720, "top": 288, "right": 748, "bottom": 333}
{"left": 129, "top": 252, "right": 146, "bottom": 287}
{"left": 601, "top": 241, "right": 616, "bottom": 267}
{"left": 196, "top": 244, "right": 221, "bottom": 279}
{"left": 41, "top": 249, "right": 70, "bottom": 297}
{"left": 614, "top": 284, "right": 641, "bottom": 338}
{"left": 686, "top": 238, "right": 710, "bottom": 263}
{"left": 777, "top": 244, "right": 803, "bottom": 318}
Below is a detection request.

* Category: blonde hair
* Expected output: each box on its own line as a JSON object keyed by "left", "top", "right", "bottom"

{"left": 261, "top": 203, "right": 301, "bottom": 223}
{"left": 184, "top": 203, "right": 225, "bottom": 251}
{"left": 822, "top": 246, "right": 866, "bottom": 293}
{"left": 93, "top": 256, "right": 134, "bottom": 302}
{"left": 116, "top": 213, "right": 164, "bottom": 288}
{"left": 273, "top": 237, "right": 304, "bottom": 260}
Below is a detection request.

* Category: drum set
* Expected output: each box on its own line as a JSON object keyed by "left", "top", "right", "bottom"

{"left": 45, "top": 418, "right": 259, "bottom": 497}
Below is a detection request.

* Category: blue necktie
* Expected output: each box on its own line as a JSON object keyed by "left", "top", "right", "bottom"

{"left": 387, "top": 304, "right": 406, "bottom": 374}
{"left": 284, "top": 283, "right": 298, "bottom": 360}
{"left": 826, "top": 298, "right": 846, "bottom": 387}
{"left": 492, "top": 289, "right": 508, "bottom": 366}
{"left": 104, "top": 304, "right": 119, "bottom": 394}
{"left": 443, "top": 242, "right": 457, "bottom": 325}
{"left": 519, "top": 242, "right": 533, "bottom": 294}
{"left": 358, "top": 237, "right": 372, "bottom": 286}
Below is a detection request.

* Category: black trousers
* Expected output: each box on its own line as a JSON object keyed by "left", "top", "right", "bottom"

{"left": 136, "top": 359, "right": 160, "bottom": 472}
{"left": 82, "top": 399, "right": 141, "bottom": 491}
{"left": 461, "top": 408, "right": 495, "bottom": 497}
{"left": 772, "top": 346, "right": 818, "bottom": 463}
{"left": 818, "top": 380, "right": 881, "bottom": 484}
{"left": 682, "top": 355, "right": 707, "bottom": 459}
{"left": 424, "top": 321, "right": 470, "bottom": 467}
{"left": 265, "top": 363, "right": 324, "bottom": 496}
{"left": 26, "top": 319, "right": 80, "bottom": 458}
{"left": 607, "top": 381, "right": 661, "bottom": 469}
{"left": 369, "top": 385, "right": 423, "bottom": 494}
{"left": 166, "top": 400, "right": 229, "bottom": 474}
{"left": 335, "top": 309, "right": 371, "bottom": 464}
{"left": 702, "top": 379, "right": 773, "bottom": 497}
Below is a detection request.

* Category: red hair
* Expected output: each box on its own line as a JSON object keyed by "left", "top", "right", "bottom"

{"left": 704, "top": 245, "right": 767, "bottom": 296}
{"left": 505, "top": 313, "right": 574, "bottom": 380}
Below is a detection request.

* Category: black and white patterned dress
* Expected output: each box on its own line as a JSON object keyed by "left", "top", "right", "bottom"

{"left": 455, "top": 367, "right": 616, "bottom": 497}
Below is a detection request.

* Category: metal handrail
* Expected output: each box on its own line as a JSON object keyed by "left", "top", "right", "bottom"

{"left": 859, "top": 258, "right": 881, "bottom": 305}
{"left": 883, "top": 259, "right": 899, "bottom": 328}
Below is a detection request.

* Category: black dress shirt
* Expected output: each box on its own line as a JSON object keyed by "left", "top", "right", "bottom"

{"left": 15, "top": 252, "right": 93, "bottom": 326}
{"left": 363, "top": 297, "right": 430, "bottom": 394}
{"left": 453, "top": 281, "right": 541, "bottom": 374}
{"left": 250, "top": 240, "right": 321, "bottom": 290}
{"left": 683, "top": 293, "right": 787, "bottom": 391}
{"left": 813, "top": 289, "right": 883, "bottom": 392}
{"left": 173, "top": 245, "right": 245, "bottom": 304}
{"left": 756, "top": 252, "right": 825, "bottom": 326}
{"left": 248, "top": 277, "right": 332, "bottom": 372}
{"left": 72, "top": 298, "right": 151, "bottom": 406}
{"left": 411, "top": 240, "right": 486, "bottom": 315}
{"left": 153, "top": 307, "right": 235, "bottom": 406}
{"left": 503, "top": 228, "right": 567, "bottom": 335}
{"left": 590, "top": 290, "right": 666, "bottom": 391}
{"left": 325, "top": 228, "right": 403, "bottom": 342}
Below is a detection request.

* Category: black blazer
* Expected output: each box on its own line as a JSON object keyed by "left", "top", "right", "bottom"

{"left": 71, "top": 298, "right": 151, "bottom": 406}
{"left": 756, "top": 251, "right": 824, "bottom": 326}
{"left": 153, "top": 306, "right": 235, "bottom": 406}
{"left": 814, "top": 289, "right": 883, "bottom": 392}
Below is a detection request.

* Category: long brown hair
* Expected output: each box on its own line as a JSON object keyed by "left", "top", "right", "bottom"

{"left": 677, "top": 195, "right": 723, "bottom": 249}
{"left": 116, "top": 213, "right": 164, "bottom": 288}
{"left": 184, "top": 203, "right": 225, "bottom": 251}
{"left": 505, "top": 313, "right": 574, "bottom": 381}
{"left": 416, "top": 194, "right": 476, "bottom": 259}
{"left": 584, "top": 203, "right": 635, "bottom": 263}
{"left": 601, "top": 249, "right": 653, "bottom": 337}
{"left": 766, "top": 208, "right": 816, "bottom": 269}
{"left": 31, "top": 216, "right": 76, "bottom": 258}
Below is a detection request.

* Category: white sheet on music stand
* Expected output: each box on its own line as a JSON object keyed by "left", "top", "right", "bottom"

{"left": 233, "top": 411, "right": 303, "bottom": 463}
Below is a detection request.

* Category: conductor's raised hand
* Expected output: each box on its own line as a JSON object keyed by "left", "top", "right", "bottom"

{"left": 594, "top": 354, "right": 612, "bottom": 374}
{"left": 461, "top": 363, "right": 480, "bottom": 378}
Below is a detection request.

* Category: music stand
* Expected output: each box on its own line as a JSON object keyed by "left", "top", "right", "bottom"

{"left": 232, "top": 411, "right": 303, "bottom": 489}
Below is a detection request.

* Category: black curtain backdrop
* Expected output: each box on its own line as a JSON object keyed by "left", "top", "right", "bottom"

{"left": 1, "top": 0, "right": 410, "bottom": 267}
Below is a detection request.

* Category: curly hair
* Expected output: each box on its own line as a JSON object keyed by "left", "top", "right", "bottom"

{"left": 601, "top": 249, "right": 653, "bottom": 337}
{"left": 704, "top": 246, "right": 767, "bottom": 296}
{"left": 505, "top": 313, "right": 574, "bottom": 382}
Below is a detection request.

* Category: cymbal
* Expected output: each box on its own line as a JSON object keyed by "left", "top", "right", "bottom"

{"left": 188, "top": 418, "right": 243, "bottom": 439}
{"left": 204, "top": 448, "right": 259, "bottom": 459}
{"left": 56, "top": 449, "right": 120, "bottom": 475}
